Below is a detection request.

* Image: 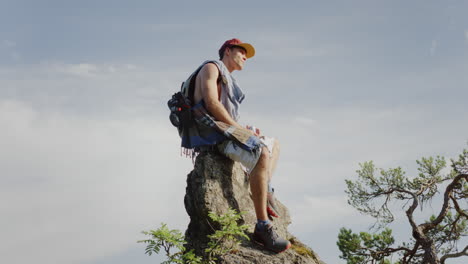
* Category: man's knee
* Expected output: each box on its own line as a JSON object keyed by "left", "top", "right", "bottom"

{"left": 255, "top": 147, "right": 270, "bottom": 169}
{"left": 273, "top": 139, "right": 280, "bottom": 154}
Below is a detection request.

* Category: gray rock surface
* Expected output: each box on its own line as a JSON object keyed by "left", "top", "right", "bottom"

{"left": 184, "top": 151, "right": 324, "bottom": 264}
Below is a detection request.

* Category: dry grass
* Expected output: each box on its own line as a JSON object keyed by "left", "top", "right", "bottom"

{"left": 290, "top": 240, "right": 314, "bottom": 258}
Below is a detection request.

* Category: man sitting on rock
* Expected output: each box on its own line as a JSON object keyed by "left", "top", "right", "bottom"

{"left": 189, "top": 38, "right": 291, "bottom": 253}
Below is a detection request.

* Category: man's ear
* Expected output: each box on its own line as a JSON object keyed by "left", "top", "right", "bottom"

{"left": 225, "top": 47, "right": 231, "bottom": 57}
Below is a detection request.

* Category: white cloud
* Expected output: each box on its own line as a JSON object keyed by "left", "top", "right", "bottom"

{"left": 7, "top": 84, "right": 459, "bottom": 263}
{"left": 293, "top": 116, "right": 318, "bottom": 127}
{"left": 1, "top": 40, "right": 20, "bottom": 61}
{"left": 10, "top": 51, "right": 20, "bottom": 61}
{"left": 430, "top": 39, "right": 438, "bottom": 56}
{"left": 148, "top": 23, "right": 197, "bottom": 32}
{"left": 2, "top": 40, "right": 16, "bottom": 47}
{"left": 244, "top": 104, "right": 468, "bottom": 201}
{"left": 0, "top": 62, "right": 185, "bottom": 121}
{"left": 249, "top": 30, "right": 335, "bottom": 60}
{"left": 0, "top": 100, "right": 191, "bottom": 264}
{"left": 46, "top": 63, "right": 140, "bottom": 78}
{"left": 0, "top": 22, "right": 466, "bottom": 264}
{"left": 1, "top": 2, "right": 468, "bottom": 263}
{"left": 290, "top": 195, "right": 356, "bottom": 231}
{"left": 65, "top": 63, "right": 100, "bottom": 77}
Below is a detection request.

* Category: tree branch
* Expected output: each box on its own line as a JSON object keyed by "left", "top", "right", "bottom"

{"left": 416, "top": 177, "right": 438, "bottom": 196}
{"left": 423, "top": 174, "right": 468, "bottom": 233}
{"left": 355, "top": 245, "right": 411, "bottom": 261}
{"left": 403, "top": 241, "right": 420, "bottom": 263}
{"left": 440, "top": 245, "right": 468, "bottom": 264}
{"left": 392, "top": 188, "right": 420, "bottom": 233}
{"left": 450, "top": 189, "right": 468, "bottom": 219}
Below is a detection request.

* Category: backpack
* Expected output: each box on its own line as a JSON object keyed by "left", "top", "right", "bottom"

{"left": 168, "top": 62, "right": 261, "bottom": 154}
{"left": 167, "top": 62, "right": 223, "bottom": 148}
{"left": 167, "top": 66, "right": 202, "bottom": 130}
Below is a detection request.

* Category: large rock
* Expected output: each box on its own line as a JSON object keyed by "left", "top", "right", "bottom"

{"left": 184, "top": 151, "right": 324, "bottom": 264}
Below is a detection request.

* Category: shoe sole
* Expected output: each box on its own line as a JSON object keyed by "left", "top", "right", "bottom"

{"left": 252, "top": 236, "right": 292, "bottom": 253}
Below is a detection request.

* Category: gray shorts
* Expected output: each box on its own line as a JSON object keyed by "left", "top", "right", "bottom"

{"left": 217, "top": 136, "right": 275, "bottom": 173}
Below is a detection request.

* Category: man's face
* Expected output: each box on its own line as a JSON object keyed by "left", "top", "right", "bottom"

{"left": 227, "top": 46, "right": 247, "bottom": 70}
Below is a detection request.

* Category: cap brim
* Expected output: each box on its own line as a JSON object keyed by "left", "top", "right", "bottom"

{"left": 235, "top": 43, "right": 255, "bottom": 59}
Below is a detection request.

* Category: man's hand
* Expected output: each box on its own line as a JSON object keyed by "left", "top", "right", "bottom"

{"left": 246, "top": 125, "right": 261, "bottom": 136}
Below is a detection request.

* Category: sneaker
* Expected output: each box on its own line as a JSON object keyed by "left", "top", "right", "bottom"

{"left": 267, "top": 189, "right": 280, "bottom": 218}
{"left": 253, "top": 223, "right": 291, "bottom": 253}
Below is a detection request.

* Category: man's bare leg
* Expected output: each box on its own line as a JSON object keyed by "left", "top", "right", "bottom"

{"left": 249, "top": 147, "right": 270, "bottom": 221}
{"left": 251, "top": 146, "right": 291, "bottom": 252}
{"left": 266, "top": 139, "right": 281, "bottom": 218}
{"left": 267, "top": 139, "right": 280, "bottom": 181}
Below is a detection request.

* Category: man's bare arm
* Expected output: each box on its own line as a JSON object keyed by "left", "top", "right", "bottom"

{"left": 200, "top": 63, "right": 244, "bottom": 129}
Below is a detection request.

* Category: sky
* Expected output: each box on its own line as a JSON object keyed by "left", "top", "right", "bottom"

{"left": 1, "top": 0, "right": 467, "bottom": 263}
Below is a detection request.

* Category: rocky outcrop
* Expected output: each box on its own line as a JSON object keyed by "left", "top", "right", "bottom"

{"left": 184, "top": 151, "right": 324, "bottom": 264}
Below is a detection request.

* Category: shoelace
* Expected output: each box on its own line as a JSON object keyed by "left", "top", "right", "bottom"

{"left": 266, "top": 225, "right": 279, "bottom": 240}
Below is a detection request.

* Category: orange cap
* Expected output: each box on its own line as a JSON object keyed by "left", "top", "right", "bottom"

{"left": 219, "top": 38, "right": 255, "bottom": 59}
